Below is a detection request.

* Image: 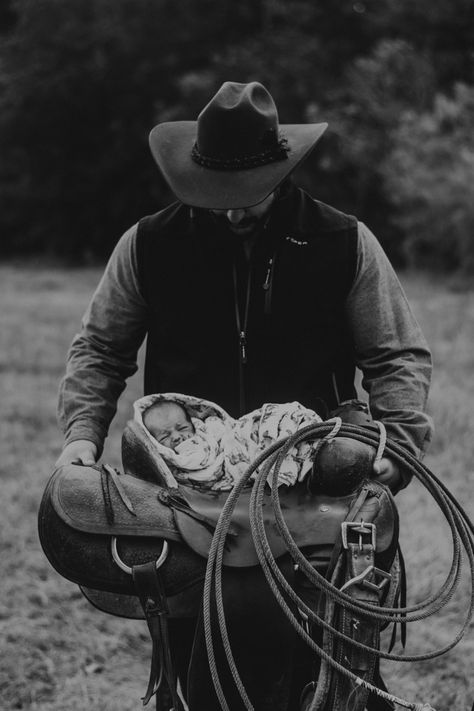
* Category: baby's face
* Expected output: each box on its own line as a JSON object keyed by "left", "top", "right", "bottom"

{"left": 144, "top": 402, "right": 195, "bottom": 450}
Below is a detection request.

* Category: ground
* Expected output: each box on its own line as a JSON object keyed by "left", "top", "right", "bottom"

{"left": 0, "top": 264, "right": 473, "bottom": 710}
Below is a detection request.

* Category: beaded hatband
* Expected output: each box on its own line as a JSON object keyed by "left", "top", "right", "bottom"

{"left": 191, "top": 136, "right": 289, "bottom": 170}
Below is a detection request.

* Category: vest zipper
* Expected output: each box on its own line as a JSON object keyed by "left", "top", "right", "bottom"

{"left": 239, "top": 330, "right": 247, "bottom": 364}
{"left": 233, "top": 243, "right": 276, "bottom": 413}
{"left": 263, "top": 251, "right": 277, "bottom": 315}
{"left": 263, "top": 257, "right": 273, "bottom": 290}
{"left": 232, "top": 261, "right": 252, "bottom": 414}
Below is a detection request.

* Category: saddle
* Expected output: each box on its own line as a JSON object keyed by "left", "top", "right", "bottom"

{"left": 38, "top": 463, "right": 396, "bottom": 604}
{"left": 38, "top": 426, "right": 401, "bottom": 710}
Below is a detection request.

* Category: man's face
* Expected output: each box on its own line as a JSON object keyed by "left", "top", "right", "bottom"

{"left": 210, "top": 192, "right": 276, "bottom": 237}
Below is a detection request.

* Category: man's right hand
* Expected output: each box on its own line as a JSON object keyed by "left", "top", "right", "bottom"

{"left": 55, "top": 440, "right": 98, "bottom": 468}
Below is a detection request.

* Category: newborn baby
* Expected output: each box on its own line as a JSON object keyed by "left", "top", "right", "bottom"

{"left": 143, "top": 400, "right": 195, "bottom": 451}
{"left": 135, "top": 393, "right": 322, "bottom": 491}
{"left": 137, "top": 395, "right": 235, "bottom": 490}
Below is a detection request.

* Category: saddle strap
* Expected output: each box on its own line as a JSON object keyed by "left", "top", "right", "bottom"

{"left": 331, "top": 539, "right": 382, "bottom": 711}
{"left": 388, "top": 544, "right": 407, "bottom": 653}
{"left": 157, "top": 488, "right": 238, "bottom": 537}
{"left": 309, "top": 486, "right": 373, "bottom": 710}
{"left": 132, "top": 561, "right": 183, "bottom": 710}
{"left": 311, "top": 522, "right": 390, "bottom": 711}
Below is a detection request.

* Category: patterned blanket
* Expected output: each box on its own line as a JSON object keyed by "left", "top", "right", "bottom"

{"left": 133, "top": 393, "right": 322, "bottom": 490}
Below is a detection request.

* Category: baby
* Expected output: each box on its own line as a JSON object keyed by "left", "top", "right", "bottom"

{"left": 139, "top": 395, "right": 233, "bottom": 490}
{"left": 143, "top": 400, "right": 195, "bottom": 451}
{"left": 136, "top": 393, "right": 322, "bottom": 491}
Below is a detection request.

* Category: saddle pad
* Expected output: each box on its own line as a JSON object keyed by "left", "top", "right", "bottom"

{"left": 81, "top": 583, "right": 204, "bottom": 620}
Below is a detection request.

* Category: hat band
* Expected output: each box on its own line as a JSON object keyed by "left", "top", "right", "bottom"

{"left": 191, "top": 136, "right": 289, "bottom": 170}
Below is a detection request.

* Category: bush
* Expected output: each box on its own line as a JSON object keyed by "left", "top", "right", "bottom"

{"left": 383, "top": 83, "right": 474, "bottom": 273}
{"left": 310, "top": 39, "right": 435, "bottom": 262}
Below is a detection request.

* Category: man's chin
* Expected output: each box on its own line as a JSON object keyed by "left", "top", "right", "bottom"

{"left": 229, "top": 224, "right": 257, "bottom": 237}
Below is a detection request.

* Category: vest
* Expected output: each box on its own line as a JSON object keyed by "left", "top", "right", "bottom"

{"left": 136, "top": 185, "right": 359, "bottom": 418}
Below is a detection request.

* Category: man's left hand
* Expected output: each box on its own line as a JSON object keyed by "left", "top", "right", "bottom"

{"left": 372, "top": 457, "right": 401, "bottom": 491}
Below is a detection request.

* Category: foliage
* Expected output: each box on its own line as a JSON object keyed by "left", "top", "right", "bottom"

{"left": 0, "top": 0, "right": 236, "bottom": 258}
{"left": 0, "top": 0, "right": 472, "bottom": 266}
{"left": 307, "top": 39, "right": 436, "bottom": 256}
{"left": 383, "top": 83, "right": 474, "bottom": 273}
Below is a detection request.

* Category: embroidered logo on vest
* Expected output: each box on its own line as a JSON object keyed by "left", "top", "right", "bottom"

{"left": 285, "top": 235, "right": 308, "bottom": 246}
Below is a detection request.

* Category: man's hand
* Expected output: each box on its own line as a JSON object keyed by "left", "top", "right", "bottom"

{"left": 372, "top": 457, "right": 401, "bottom": 491}
{"left": 55, "top": 440, "right": 98, "bottom": 468}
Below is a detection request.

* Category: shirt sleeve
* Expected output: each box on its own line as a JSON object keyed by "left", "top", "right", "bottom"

{"left": 345, "top": 222, "right": 434, "bottom": 464}
{"left": 57, "top": 224, "right": 148, "bottom": 455}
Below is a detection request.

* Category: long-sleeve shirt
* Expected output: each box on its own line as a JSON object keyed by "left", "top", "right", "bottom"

{"left": 58, "top": 217, "right": 433, "bottom": 465}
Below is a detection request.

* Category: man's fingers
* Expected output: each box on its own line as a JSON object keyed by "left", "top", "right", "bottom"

{"left": 372, "top": 457, "right": 401, "bottom": 490}
{"left": 55, "top": 440, "right": 98, "bottom": 468}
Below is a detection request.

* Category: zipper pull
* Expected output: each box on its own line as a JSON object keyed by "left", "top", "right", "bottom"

{"left": 239, "top": 331, "right": 247, "bottom": 364}
{"left": 263, "top": 257, "right": 273, "bottom": 290}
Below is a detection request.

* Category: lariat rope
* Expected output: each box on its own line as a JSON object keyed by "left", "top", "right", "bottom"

{"left": 202, "top": 421, "right": 474, "bottom": 711}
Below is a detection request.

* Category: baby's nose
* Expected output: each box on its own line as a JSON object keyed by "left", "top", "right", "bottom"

{"left": 171, "top": 431, "right": 184, "bottom": 445}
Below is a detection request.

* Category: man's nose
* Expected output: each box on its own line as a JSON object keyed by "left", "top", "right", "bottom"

{"left": 226, "top": 208, "right": 246, "bottom": 224}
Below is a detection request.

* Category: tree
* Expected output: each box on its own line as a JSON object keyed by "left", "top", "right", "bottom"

{"left": 0, "top": 0, "right": 238, "bottom": 258}
{"left": 0, "top": 0, "right": 472, "bottom": 263}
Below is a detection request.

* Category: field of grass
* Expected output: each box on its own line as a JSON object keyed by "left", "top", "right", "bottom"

{"left": 0, "top": 263, "right": 473, "bottom": 710}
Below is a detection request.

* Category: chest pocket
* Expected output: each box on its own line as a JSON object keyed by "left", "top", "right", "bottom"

{"left": 263, "top": 238, "right": 349, "bottom": 336}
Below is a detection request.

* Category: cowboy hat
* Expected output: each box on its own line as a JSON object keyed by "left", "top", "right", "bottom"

{"left": 149, "top": 81, "right": 327, "bottom": 209}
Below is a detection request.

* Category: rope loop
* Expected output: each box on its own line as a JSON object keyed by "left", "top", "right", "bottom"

{"left": 202, "top": 421, "right": 473, "bottom": 711}
{"left": 311, "top": 416, "right": 343, "bottom": 459}
{"left": 373, "top": 420, "right": 387, "bottom": 465}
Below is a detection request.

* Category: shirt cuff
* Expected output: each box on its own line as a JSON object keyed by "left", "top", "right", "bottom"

{"left": 64, "top": 420, "right": 107, "bottom": 458}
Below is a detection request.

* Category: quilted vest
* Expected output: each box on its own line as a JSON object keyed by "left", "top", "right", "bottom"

{"left": 136, "top": 185, "right": 359, "bottom": 418}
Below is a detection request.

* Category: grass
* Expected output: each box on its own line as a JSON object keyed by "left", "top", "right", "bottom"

{"left": 0, "top": 263, "right": 473, "bottom": 710}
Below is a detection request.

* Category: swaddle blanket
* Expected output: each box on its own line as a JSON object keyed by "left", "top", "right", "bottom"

{"left": 229, "top": 402, "right": 322, "bottom": 487}
{"left": 133, "top": 393, "right": 322, "bottom": 490}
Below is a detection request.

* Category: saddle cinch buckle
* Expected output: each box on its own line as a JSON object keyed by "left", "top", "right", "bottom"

{"left": 341, "top": 520, "right": 376, "bottom": 551}
{"left": 340, "top": 521, "right": 392, "bottom": 594}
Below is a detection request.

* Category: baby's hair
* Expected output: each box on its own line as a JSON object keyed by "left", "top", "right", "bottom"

{"left": 145, "top": 400, "right": 192, "bottom": 423}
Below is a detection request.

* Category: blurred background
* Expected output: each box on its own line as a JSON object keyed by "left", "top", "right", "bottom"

{"left": 1, "top": 2, "right": 474, "bottom": 709}
{"left": 1, "top": 0, "right": 474, "bottom": 272}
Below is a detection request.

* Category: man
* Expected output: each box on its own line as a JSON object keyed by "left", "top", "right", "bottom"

{"left": 57, "top": 80, "right": 432, "bottom": 485}
{"left": 56, "top": 81, "right": 433, "bottom": 708}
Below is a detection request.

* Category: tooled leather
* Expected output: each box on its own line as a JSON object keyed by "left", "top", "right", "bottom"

{"left": 51, "top": 464, "right": 181, "bottom": 538}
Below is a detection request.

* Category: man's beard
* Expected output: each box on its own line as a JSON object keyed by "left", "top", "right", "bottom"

{"left": 212, "top": 213, "right": 266, "bottom": 238}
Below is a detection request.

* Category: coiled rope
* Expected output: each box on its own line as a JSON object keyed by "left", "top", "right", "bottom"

{"left": 202, "top": 421, "right": 474, "bottom": 711}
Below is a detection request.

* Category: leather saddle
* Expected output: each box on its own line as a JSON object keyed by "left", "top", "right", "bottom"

{"left": 38, "top": 462, "right": 397, "bottom": 620}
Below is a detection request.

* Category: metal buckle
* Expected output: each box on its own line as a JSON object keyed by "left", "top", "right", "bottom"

{"left": 363, "top": 566, "right": 392, "bottom": 593}
{"left": 341, "top": 521, "right": 376, "bottom": 551}
{"left": 340, "top": 564, "right": 392, "bottom": 594}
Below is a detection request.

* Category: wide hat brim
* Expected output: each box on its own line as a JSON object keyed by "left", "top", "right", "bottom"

{"left": 149, "top": 121, "right": 328, "bottom": 209}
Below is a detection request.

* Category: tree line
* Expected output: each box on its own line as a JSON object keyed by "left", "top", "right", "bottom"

{"left": 1, "top": 0, "right": 473, "bottom": 271}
